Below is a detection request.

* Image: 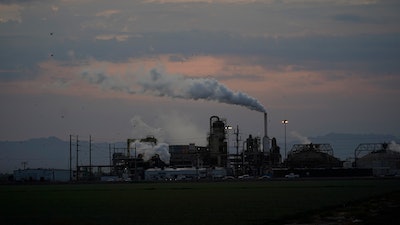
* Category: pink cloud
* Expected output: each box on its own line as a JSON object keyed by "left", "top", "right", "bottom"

{"left": 0, "top": 4, "right": 23, "bottom": 23}
{"left": 3, "top": 55, "right": 398, "bottom": 112}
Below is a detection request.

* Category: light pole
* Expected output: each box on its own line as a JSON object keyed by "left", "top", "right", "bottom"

{"left": 281, "top": 120, "right": 288, "bottom": 160}
{"left": 225, "top": 125, "right": 233, "bottom": 169}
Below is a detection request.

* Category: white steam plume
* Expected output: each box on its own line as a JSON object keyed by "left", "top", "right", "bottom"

{"left": 131, "top": 140, "right": 170, "bottom": 164}
{"left": 290, "top": 131, "right": 311, "bottom": 144}
{"left": 81, "top": 67, "right": 266, "bottom": 112}
{"left": 389, "top": 141, "right": 400, "bottom": 152}
{"left": 129, "top": 116, "right": 170, "bottom": 163}
{"left": 157, "top": 111, "right": 207, "bottom": 146}
{"left": 130, "top": 114, "right": 206, "bottom": 145}
{"left": 130, "top": 115, "right": 164, "bottom": 141}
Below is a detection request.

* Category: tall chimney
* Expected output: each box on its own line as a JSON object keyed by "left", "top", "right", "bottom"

{"left": 264, "top": 112, "right": 267, "bottom": 138}
{"left": 263, "top": 112, "right": 269, "bottom": 153}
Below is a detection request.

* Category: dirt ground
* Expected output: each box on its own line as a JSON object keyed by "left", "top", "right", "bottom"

{"left": 282, "top": 190, "right": 400, "bottom": 225}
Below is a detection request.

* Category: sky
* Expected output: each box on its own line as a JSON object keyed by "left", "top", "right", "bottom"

{"left": 1, "top": 0, "right": 400, "bottom": 148}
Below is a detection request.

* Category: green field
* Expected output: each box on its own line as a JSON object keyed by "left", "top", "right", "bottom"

{"left": 1, "top": 179, "right": 400, "bottom": 225}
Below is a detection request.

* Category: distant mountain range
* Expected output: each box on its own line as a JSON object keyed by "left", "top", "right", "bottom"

{"left": 0, "top": 133, "right": 399, "bottom": 174}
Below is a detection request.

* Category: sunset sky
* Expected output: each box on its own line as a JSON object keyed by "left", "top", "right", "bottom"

{"left": 1, "top": 0, "right": 399, "bottom": 147}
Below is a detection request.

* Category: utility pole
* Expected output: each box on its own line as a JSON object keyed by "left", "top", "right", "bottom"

{"left": 109, "top": 144, "right": 111, "bottom": 166}
{"left": 109, "top": 144, "right": 112, "bottom": 175}
{"left": 89, "top": 135, "right": 92, "bottom": 179}
{"left": 242, "top": 140, "right": 247, "bottom": 174}
{"left": 76, "top": 135, "right": 79, "bottom": 181}
{"left": 282, "top": 120, "right": 288, "bottom": 160}
{"left": 134, "top": 143, "right": 137, "bottom": 181}
{"left": 69, "top": 135, "right": 72, "bottom": 181}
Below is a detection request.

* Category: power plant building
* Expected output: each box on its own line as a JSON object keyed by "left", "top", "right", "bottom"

{"left": 144, "top": 167, "right": 227, "bottom": 181}
{"left": 169, "top": 144, "right": 207, "bottom": 168}
{"left": 110, "top": 115, "right": 282, "bottom": 179}
{"left": 14, "top": 169, "right": 70, "bottom": 182}
{"left": 208, "top": 116, "right": 228, "bottom": 167}
{"left": 355, "top": 143, "right": 400, "bottom": 176}
{"left": 284, "top": 143, "right": 342, "bottom": 168}
{"left": 61, "top": 114, "right": 398, "bottom": 181}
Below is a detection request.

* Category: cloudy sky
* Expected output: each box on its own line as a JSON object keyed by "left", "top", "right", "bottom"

{"left": 1, "top": 0, "right": 399, "bottom": 147}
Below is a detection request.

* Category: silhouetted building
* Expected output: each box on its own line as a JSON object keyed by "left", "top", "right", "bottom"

{"left": 355, "top": 143, "right": 400, "bottom": 176}
{"left": 207, "top": 116, "right": 228, "bottom": 167}
{"left": 284, "top": 143, "right": 342, "bottom": 168}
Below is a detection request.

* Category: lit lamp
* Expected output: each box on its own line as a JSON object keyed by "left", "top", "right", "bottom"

{"left": 281, "top": 120, "right": 288, "bottom": 159}
{"left": 225, "top": 126, "right": 233, "bottom": 130}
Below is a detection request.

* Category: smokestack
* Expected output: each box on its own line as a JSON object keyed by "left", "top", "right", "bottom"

{"left": 264, "top": 112, "right": 267, "bottom": 139}
{"left": 263, "top": 112, "right": 269, "bottom": 153}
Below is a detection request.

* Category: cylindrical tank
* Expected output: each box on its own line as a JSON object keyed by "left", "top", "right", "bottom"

{"left": 208, "top": 116, "right": 227, "bottom": 167}
{"left": 210, "top": 117, "right": 226, "bottom": 154}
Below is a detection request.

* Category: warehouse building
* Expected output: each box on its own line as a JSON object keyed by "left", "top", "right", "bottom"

{"left": 355, "top": 143, "right": 400, "bottom": 176}
{"left": 284, "top": 143, "right": 342, "bottom": 168}
{"left": 144, "top": 167, "right": 226, "bottom": 181}
{"left": 169, "top": 144, "right": 207, "bottom": 168}
{"left": 14, "top": 168, "right": 70, "bottom": 182}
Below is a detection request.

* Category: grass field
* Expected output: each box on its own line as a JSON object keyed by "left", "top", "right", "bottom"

{"left": 1, "top": 178, "right": 400, "bottom": 225}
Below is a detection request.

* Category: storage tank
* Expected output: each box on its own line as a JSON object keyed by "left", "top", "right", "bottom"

{"left": 284, "top": 143, "right": 342, "bottom": 168}
{"left": 208, "top": 116, "right": 228, "bottom": 167}
{"left": 355, "top": 143, "right": 400, "bottom": 176}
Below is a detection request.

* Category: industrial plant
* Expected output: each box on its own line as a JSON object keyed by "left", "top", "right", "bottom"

{"left": 354, "top": 143, "right": 400, "bottom": 177}
{"left": 12, "top": 113, "right": 400, "bottom": 182}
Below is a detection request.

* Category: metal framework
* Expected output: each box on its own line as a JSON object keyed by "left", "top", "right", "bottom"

{"left": 354, "top": 143, "right": 389, "bottom": 167}
{"left": 288, "top": 143, "right": 334, "bottom": 156}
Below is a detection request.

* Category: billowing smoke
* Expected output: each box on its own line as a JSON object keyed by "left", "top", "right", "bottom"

{"left": 157, "top": 111, "right": 207, "bottom": 146}
{"left": 131, "top": 140, "right": 170, "bottom": 164}
{"left": 81, "top": 67, "right": 266, "bottom": 112}
{"left": 389, "top": 141, "right": 400, "bottom": 152}
{"left": 290, "top": 131, "right": 311, "bottom": 144}
{"left": 129, "top": 116, "right": 169, "bottom": 163}
{"left": 130, "top": 114, "right": 206, "bottom": 145}
{"left": 130, "top": 115, "right": 164, "bottom": 141}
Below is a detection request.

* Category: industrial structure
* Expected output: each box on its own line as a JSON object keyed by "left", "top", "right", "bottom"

{"left": 270, "top": 143, "right": 375, "bottom": 178}
{"left": 207, "top": 116, "right": 228, "bottom": 167}
{"left": 144, "top": 167, "right": 226, "bottom": 181}
{"left": 169, "top": 144, "right": 207, "bottom": 168}
{"left": 111, "top": 136, "right": 167, "bottom": 180}
{"left": 13, "top": 169, "right": 70, "bottom": 182}
{"left": 284, "top": 143, "right": 342, "bottom": 168}
{"left": 354, "top": 143, "right": 400, "bottom": 176}
{"left": 13, "top": 114, "right": 400, "bottom": 182}
{"left": 101, "top": 115, "right": 281, "bottom": 180}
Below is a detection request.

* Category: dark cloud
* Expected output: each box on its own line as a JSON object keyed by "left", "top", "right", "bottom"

{"left": 167, "top": 32, "right": 399, "bottom": 75}
{"left": 214, "top": 74, "right": 265, "bottom": 82}
{"left": 2, "top": 0, "right": 400, "bottom": 82}
{"left": 0, "top": 0, "right": 47, "bottom": 4}
{"left": 332, "top": 13, "right": 364, "bottom": 23}
{"left": 2, "top": 29, "right": 400, "bottom": 82}
{"left": 0, "top": 35, "right": 51, "bottom": 80}
{"left": 168, "top": 55, "right": 188, "bottom": 62}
